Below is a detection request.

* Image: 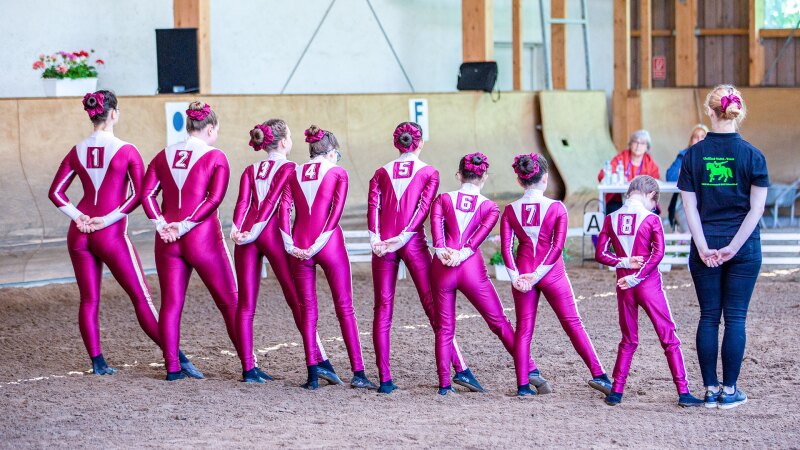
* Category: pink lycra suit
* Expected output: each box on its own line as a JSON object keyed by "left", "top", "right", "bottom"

{"left": 231, "top": 153, "right": 329, "bottom": 372}
{"left": 500, "top": 188, "right": 605, "bottom": 387}
{"left": 48, "top": 130, "right": 160, "bottom": 358}
{"left": 279, "top": 156, "right": 365, "bottom": 372}
{"left": 595, "top": 198, "right": 689, "bottom": 395}
{"left": 141, "top": 136, "right": 239, "bottom": 374}
{"left": 430, "top": 184, "right": 533, "bottom": 388}
{"left": 367, "top": 153, "right": 468, "bottom": 383}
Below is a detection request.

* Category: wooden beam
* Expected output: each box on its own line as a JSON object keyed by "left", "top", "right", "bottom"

{"left": 760, "top": 28, "right": 796, "bottom": 39}
{"left": 675, "top": 0, "right": 697, "bottom": 87}
{"left": 174, "top": 0, "right": 210, "bottom": 94}
{"left": 612, "top": 0, "right": 631, "bottom": 150}
{"left": 631, "top": 29, "right": 672, "bottom": 37}
{"left": 512, "top": 0, "right": 523, "bottom": 90}
{"left": 749, "top": 0, "right": 764, "bottom": 85}
{"left": 698, "top": 28, "right": 749, "bottom": 36}
{"left": 551, "top": 0, "right": 567, "bottom": 89}
{"left": 462, "top": 0, "right": 494, "bottom": 62}
{"left": 639, "top": 0, "right": 652, "bottom": 89}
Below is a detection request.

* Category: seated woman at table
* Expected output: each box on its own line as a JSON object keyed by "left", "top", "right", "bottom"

{"left": 597, "top": 129, "right": 660, "bottom": 214}
{"left": 665, "top": 124, "right": 708, "bottom": 232}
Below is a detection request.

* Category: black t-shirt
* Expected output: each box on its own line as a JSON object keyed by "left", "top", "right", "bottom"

{"left": 677, "top": 132, "right": 769, "bottom": 238}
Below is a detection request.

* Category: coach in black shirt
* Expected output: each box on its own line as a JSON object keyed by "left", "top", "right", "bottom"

{"left": 678, "top": 85, "right": 769, "bottom": 410}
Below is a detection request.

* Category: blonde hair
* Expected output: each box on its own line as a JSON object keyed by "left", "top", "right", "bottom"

{"left": 687, "top": 124, "right": 708, "bottom": 147}
{"left": 705, "top": 84, "right": 746, "bottom": 125}
{"left": 626, "top": 175, "right": 660, "bottom": 203}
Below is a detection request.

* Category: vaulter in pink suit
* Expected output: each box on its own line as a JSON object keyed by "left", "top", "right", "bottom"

{"left": 502, "top": 153, "right": 611, "bottom": 397}
{"left": 279, "top": 125, "right": 377, "bottom": 390}
{"left": 48, "top": 91, "right": 200, "bottom": 378}
{"left": 230, "top": 119, "right": 339, "bottom": 385}
{"left": 596, "top": 175, "right": 703, "bottom": 407}
{"left": 368, "top": 122, "right": 471, "bottom": 394}
{"left": 141, "top": 102, "right": 238, "bottom": 381}
{"left": 431, "top": 152, "right": 536, "bottom": 395}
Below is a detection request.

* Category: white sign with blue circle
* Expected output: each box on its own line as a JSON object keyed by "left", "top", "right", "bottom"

{"left": 165, "top": 102, "right": 190, "bottom": 146}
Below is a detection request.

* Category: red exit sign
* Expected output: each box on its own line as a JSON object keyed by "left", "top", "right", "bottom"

{"left": 653, "top": 55, "right": 667, "bottom": 81}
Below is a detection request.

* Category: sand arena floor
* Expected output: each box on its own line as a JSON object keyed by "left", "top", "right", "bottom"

{"left": 0, "top": 263, "right": 798, "bottom": 448}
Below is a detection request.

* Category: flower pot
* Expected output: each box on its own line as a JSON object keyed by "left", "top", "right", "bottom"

{"left": 42, "top": 78, "right": 98, "bottom": 97}
{"left": 494, "top": 264, "right": 511, "bottom": 281}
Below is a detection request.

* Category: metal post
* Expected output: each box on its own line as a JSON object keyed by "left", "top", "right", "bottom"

{"left": 581, "top": 0, "right": 593, "bottom": 89}
{"left": 539, "top": 0, "right": 552, "bottom": 90}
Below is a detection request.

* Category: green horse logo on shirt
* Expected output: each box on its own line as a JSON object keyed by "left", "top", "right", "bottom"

{"left": 702, "top": 158, "right": 736, "bottom": 186}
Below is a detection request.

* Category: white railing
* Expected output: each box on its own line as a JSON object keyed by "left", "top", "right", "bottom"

{"left": 662, "top": 233, "right": 800, "bottom": 266}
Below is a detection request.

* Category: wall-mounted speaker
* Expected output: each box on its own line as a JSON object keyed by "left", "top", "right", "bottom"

{"left": 155, "top": 28, "right": 199, "bottom": 94}
{"left": 457, "top": 62, "right": 498, "bottom": 92}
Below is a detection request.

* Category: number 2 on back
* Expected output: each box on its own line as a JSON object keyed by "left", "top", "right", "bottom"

{"left": 172, "top": 150, "right": 193, "bottom": 169}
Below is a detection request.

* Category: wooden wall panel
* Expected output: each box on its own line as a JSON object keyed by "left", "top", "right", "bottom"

{"left": 762, "top": 38, "right": 800, "bottom": 86}
{"left": 630, "top": 0, "right": 675, "bottom": 88}
{"left": 697, "top": 0, "right": 749, "bottom": 87}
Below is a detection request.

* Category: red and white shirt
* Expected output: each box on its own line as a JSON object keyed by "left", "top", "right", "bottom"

{"left": 500, "top": 188, "right": 568, "bottom": 283}
{"left": 595, "top": 198, "right": 665, "bottom": 287}
{"left": 367, "top": 152, "right": 439, "bottom": 248}
{"left": 48, "top": 130, "right": 144, "bottom": 227}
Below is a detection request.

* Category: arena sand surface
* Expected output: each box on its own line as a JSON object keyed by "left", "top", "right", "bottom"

{"left": 0, "top": 264, "right": 798, "bottom": 448}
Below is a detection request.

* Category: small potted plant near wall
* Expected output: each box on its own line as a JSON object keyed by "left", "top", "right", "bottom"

{"left": 33, "top": 50, "right": 104, "bottom": 97}
{"left": 489, "top": 250, "right": 511, "bottom": 281}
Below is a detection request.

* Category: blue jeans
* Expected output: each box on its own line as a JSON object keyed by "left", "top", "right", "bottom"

{"left": 690, "top": 236, "right": 761, "bottom": 388}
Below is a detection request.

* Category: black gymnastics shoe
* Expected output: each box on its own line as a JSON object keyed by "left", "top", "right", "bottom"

{"left": 517, "top": 384, "right": 538, "bottom": 397}
{"left": 91, "top": 354, "right": 117, "bottom": 375}
{"left": 438, "top": 385, "right": 457, "bottom": 396}
{"left": 350, "top": 371, "right": 378, "bottom": 390}
{"left": 588, "top": 374, "right": 613, "bottom": 396}
{"left": 452, "top": 368, "right": 486, "bottom": 393}
{"left": 178, "top": 352, "right": 204, "bottom": 379}
{"left": 166, "top": 371, "right": 187, "bottom": 381}
{"left": 316, "top": 361, "right": 344, "bottom": 385}
{"left": 242, "top": 368, "right": 266, "bottom": 384}
{"left": 528, "top": 369, "right": 553, "bottom": 394}
{"left": 253, "top": 366, "right": 274, "bottom": 381}
{"left": 302, "top": 365, "right": 320, "bottom": 390}
{"left": 378, "top": 380, "right": 398, "bottom": 394}
{"left": 678, "top": 393, "right": 704, "bottom": 407}
{"left": 605, "top": 392, "right": 623, "bottom": 406}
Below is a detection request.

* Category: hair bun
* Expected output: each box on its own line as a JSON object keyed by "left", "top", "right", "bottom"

{"left": 251, "top": 128, "right": 264, "bottom": 144}
{"left": 305, "top": 125, "right": 325, "bottom": 143}
{"left": 189, "top": 101, "right": 205, "bottom": 111}
{"left": 471, "top": 155, "right": 484, "bottom": 165}
{"left": 398, "top": 132, "right": 413, "bottom": 147}
{"left": 84, "top": 96, "right": 97, "bottom": 108}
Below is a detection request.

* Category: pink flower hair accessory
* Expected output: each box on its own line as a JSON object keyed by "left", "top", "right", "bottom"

{"left": 82, "top": 92, "right": 105, "bottom": 118}
{"left": 305, "top": 128, "right": 325, "bottom": 143}
{"left": 186, "top": 103, "right": 211, "bottom": 121}
{"left": 249, "top": 124, "right": 275, "bottom": 151}
{"left": 463, "top": 152, "right": 489, "bottom": 176}
{"left": 720, "top": 94, "right": 742, "bottom": 112}
{"left": 393, "top": 123, "right": 422, "bottom": 152}
{"left": 512, "top": 153, "right": 539, "bottom": 179}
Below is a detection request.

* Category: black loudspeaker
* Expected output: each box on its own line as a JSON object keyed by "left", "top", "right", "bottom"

{"left": 457, "top": 62, "right": 498, "bottom": 92}
{"left": 156, "top": 28, "right": 199, "bottom": 94}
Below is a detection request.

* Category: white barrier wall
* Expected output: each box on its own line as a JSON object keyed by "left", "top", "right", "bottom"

{"left": 3, "top": 0, "right": 615, "bottom": 98}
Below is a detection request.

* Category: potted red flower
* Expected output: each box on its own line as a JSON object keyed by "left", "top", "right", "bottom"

{"left": 33, "top": 50, "right": 105, "bottom": 97}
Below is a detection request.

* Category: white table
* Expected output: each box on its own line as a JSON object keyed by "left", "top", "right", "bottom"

{"left": 597, "top": 181, "right": 680, "bottom": 213}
